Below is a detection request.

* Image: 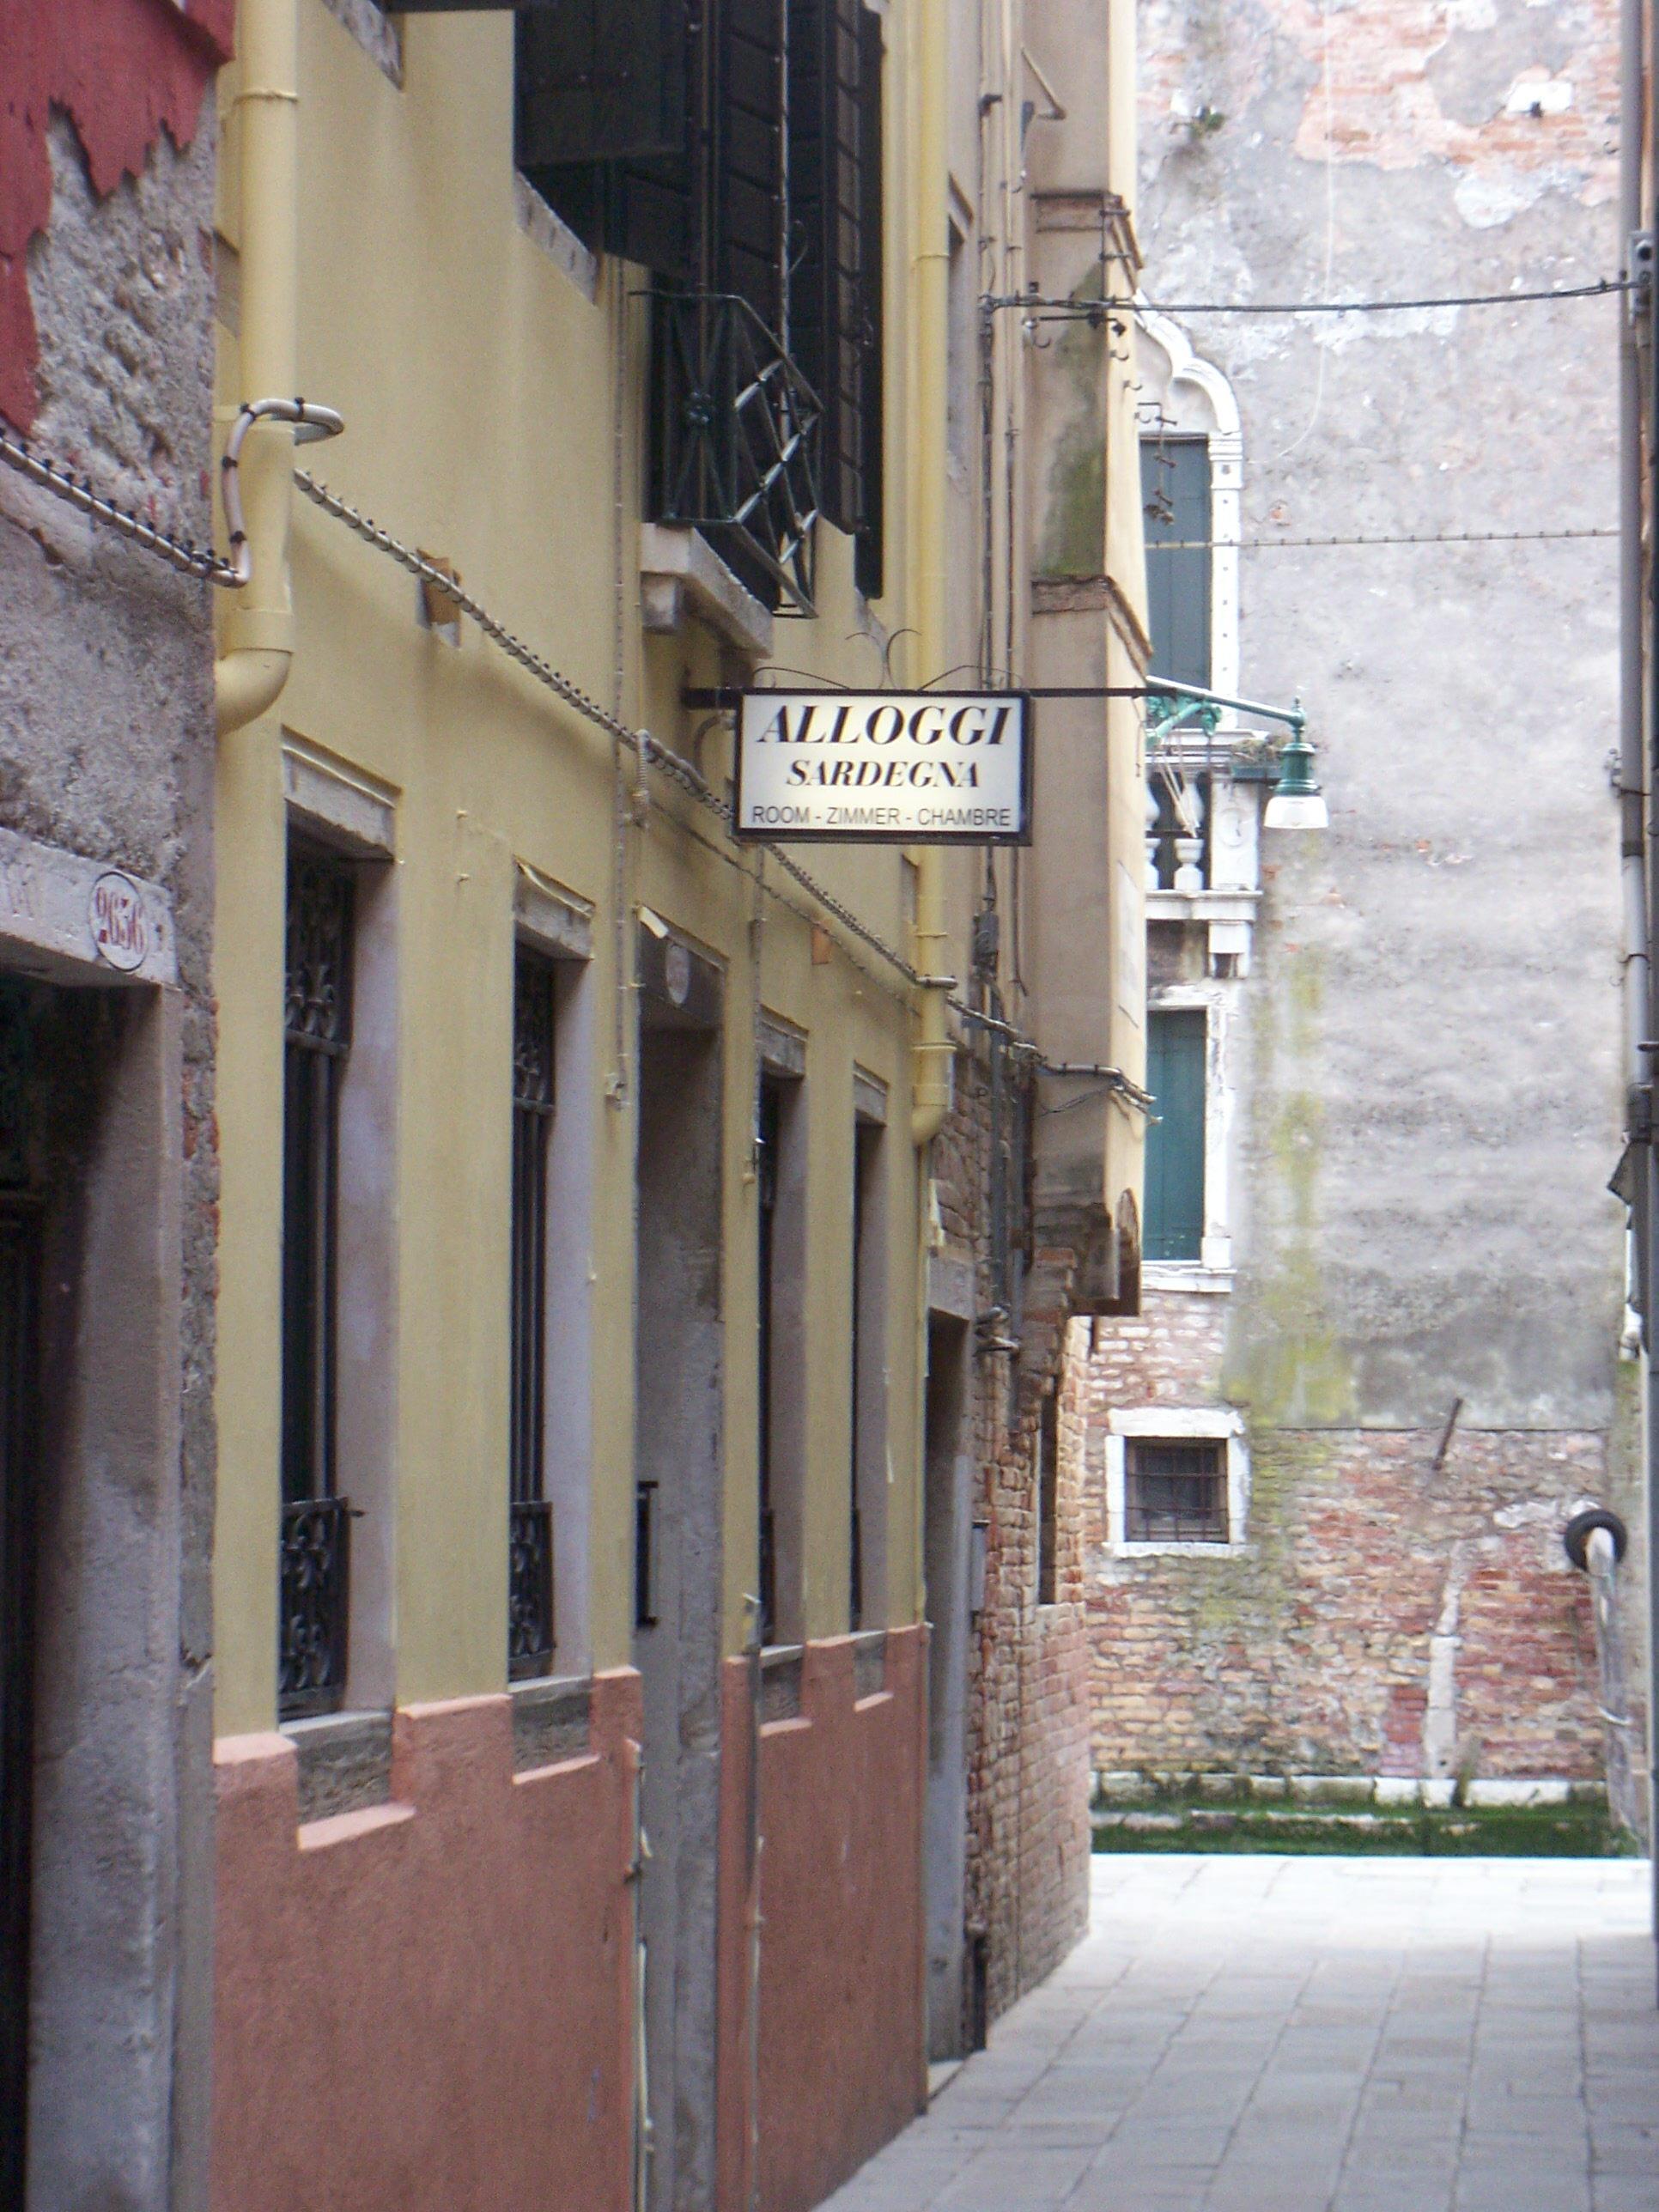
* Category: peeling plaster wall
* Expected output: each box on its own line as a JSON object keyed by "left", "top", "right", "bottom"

{"left": 0, "top": 0, "right": 229, "bottom": 432}
{"left": 0, "top": 15, "right": 221, "bottom": 2202}
{"left": 1079, "top": 0, "right": 1638, "bottom": 1790}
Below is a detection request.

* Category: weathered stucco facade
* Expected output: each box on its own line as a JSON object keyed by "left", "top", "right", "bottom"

{"left": 1082, "top": 0, "right": 1638, "bottom": 1801}
{"left": 0, "top": 3, "right": 228, "bottom": 2204}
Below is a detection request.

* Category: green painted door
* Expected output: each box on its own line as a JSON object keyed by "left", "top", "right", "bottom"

{"left": 1146, "top": 1010, "right": 1206, "bottom": 1261}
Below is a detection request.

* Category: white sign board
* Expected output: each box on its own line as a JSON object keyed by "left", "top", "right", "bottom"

{"left": 734, "top": 691, "right": 1031, "bottom": 844}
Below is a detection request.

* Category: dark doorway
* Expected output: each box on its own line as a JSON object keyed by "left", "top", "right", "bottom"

{"left": 922, "top": 1312, "right": 971, "bottom": 2059}
{"left": 0, "top": 1205, "right": 39, "bottom": 2207}
{"left": 633, "top": 929, "right": 724, "bottom": 2212}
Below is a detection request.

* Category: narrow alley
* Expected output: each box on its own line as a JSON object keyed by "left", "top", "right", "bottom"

{"left": 826, "top": 1856, "right": 1659, "bottom": 2212}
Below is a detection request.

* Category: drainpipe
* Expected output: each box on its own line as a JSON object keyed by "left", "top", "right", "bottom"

{"left": 909, "top": 0, "right": 954, "bottom": 1146}
{"left": 1635, "top": 0, "right": 1659, "bottom": 1973}
{"left": 216, "top": 0, "right": 301, "bottom": 734}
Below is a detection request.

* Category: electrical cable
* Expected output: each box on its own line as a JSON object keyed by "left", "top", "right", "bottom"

{"left": 0, "top": 423, "right": 239, "bottom": 584}
{"left": 294, "top": 465, "right": 933, "bottom": 994}
{"left": 1146, "top": 525, "right": 1618, "bottom": 552}
{"left": 985, "top": 276, "right": 1632, "bottom": 317}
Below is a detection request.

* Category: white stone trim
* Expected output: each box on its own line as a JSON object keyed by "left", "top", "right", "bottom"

{"left": 640, "top": 523, "right": 775, "bottom": 659}
{"left": 1148, "top": 983, "right": 1234, "bottom": 1273}
{"left": 854, "top": 1066, "right": 889, "bottom": 1126}
{"left": 514, "top": 176, "right": 600, "bottom": 303}
{"left": 283, "top": 735, "right": 398, "bottom": 859}
{"left": 514, "top": 864, "right": 594, "bottom": 963}
{"left": 0, "top": 826, "right": 177, "bottom": 987}
{"left": 1135, "top": 307, "right": 1241, "bottom": 702}
{"left": 1104, "top": 1407, "right": 1251, "bottom": 1555}
{"left": 1093, "top": 1769, "right": 1595, "bottom": 1808}
{"left": 759, "top": 1012, "right": 807, "bottom": 1079}
{"left": 1141, "top": 1262, "right": 1234, "bottom": 1295}
{"left": 319, "top": 0, "right": 402, "bottom": 86}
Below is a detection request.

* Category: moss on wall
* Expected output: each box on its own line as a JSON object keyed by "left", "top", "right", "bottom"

{"left": 1035, "top": 272, "right": 1107, "bottom": 579}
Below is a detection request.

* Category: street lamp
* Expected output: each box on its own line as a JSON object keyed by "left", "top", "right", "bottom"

{"left": 1144, "top": 679, "right": 1328, "bottom": 834}
{"left": 1262, "top": 726, "right": 1328, "bottom": 831}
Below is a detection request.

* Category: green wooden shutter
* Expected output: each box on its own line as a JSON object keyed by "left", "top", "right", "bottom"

{"left": 788, "top": 0, "right": 879, "bottom": 535}
{"left": 515, "top": 0, "right": 692, "bottom": 167}
{"left": 1145, "top": 1009, "right": 1206, "bottom": 1262}
{"left": 717, "top": 0, "right": 787, "bottom": 329}
{"left": 1141, "top": 437, "right": 1212, "bottom": 690}
{"left": 852, "top": 3, "right": 884, "bottom": 593}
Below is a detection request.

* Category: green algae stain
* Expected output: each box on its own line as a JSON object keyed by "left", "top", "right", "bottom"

{"left": 1035, "top": 272, "right": 1107, "bottom": 579}
{"left": 1224, "top": 941, "right": 1355, "bottom": 1431}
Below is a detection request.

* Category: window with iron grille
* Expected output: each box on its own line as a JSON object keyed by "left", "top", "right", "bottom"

{"left": 1036, "top": 1384, "right": 1060, "bottom": 1604}
{"left": 757, "top": 1075, "right": 783, "bottom": 1645}
{"left": 848, "top": 1113, "right": 884, "bottom": 1630}
{"left": 514, "top": 0, "right": 884, "bottom": 609}
{"left": 510, "top": 948, "right": 557, "bottom": 1680}
{"left": 280, "top": 842, "right": 355, "bottom": 1720}
{"left": 1124, "top": 1437, "right": 1228, "bottom": 1546}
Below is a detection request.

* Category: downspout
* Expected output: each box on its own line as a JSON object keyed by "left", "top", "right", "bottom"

{"left": 216, "top": 0, "right": 301, "bottom": 734}
{"left": 1639, "top": 0, "right": 1659, "bottom": 1983}
{"left": 910, "top": 0, "right": 954, "bottom": 1145}
{"left": 1621, "top": 0, "right": 1649, "bottom": 1097}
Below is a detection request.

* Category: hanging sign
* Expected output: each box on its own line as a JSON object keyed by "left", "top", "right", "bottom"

{"left": 733, "top": 691, "right": 1032, "bottom": 845}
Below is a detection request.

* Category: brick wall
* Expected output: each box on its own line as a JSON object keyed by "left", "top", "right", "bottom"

{"left": 1081, "top": 1291, "right": 1640, "bottom": 1790}
{"left": 933, "top": 1042, "right": 1092, "bottom": 2033}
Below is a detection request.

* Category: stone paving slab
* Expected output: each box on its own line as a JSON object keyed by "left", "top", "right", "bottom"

{"left": 819, "top": 1856, "right": 1659, "bottom": 2212}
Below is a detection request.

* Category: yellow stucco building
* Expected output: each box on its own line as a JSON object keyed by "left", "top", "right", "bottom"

{"left": 204, "top": 0, "right": 1147, "bottom": 2205}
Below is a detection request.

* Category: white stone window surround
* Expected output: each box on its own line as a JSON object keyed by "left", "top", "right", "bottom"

{"left": 1143, "top": 981, "right": 1235, "bottom": 1288}
{"left": 1136, "top": 311, "right": 1261, "bottom": 959}
{"left": 1105, "top": 1407, "right": 1251, "bottom": 1557}
{"left": 514, "top": 864, "right": 598, "bottom": 1676}
{"left": 282, "top": 735, "right": 401, "bottom": 1714}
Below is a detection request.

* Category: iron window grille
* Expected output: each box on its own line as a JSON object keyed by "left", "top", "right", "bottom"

{"left": 1036, "top": 1388, "right": 1060, "bottom": 1604}
{"left": 848, "top": 1118, "right": 881, "bottom": 1632}
{"left": 280, "top": 845, "right": 355, "bottom": 1720}
{"left": 756, "top": 1079, "right": 782, "bottom": 1644}
{"left": 509, "top": 949, "right": 556, "bottom": 1680}
{"left": 514, "top": 0, "right": 883, "bottom": 611}
{"left": 650, "top": 289, "right": 823, "bottom": 615}
{"left": 1124, "top": 1438, "right": 1228, "bottom": 1546}
{"left": 0, "top": 985, "right": 29, "bottom": 1190}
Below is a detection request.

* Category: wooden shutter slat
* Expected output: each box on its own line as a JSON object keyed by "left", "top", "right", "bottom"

{"left": 1142, "top": 438, "right": 1212, "bottom": 689}
{"left": 515, "top": 0, "right": 691, "bottom": 169}
{"left": 1144, "top": 1011, "right": 1206, "bottom": 1263}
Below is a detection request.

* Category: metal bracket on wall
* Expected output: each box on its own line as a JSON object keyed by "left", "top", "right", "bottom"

{"left": 1630, "top": 232, "right": 1654, "bottom": 328}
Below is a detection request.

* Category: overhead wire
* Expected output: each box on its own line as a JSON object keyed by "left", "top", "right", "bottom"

{"left": 1146, "top": 525, "right": 1618, "bottom": 552}
{"left": 293, "top": 465, "right": 935, "bottom": 994}
{"left": 986, "top": 276, "right": 1633, "bottom": 318}
{"left": 0, "top": 422, "right": 238, "bottom": 584}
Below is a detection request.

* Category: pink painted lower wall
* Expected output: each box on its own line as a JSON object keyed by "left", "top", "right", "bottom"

{"left": 210, "top": 1672, "right": 641, "bottom": 2212}
{"left": 718, "top": 1631, "right": 927, "bottom": 2212}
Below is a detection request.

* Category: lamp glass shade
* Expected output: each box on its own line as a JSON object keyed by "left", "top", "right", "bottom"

{"left": 1262, "top": 789, "right": 1329, "bottom": 830}
{"left": 1262, "top": 728, "right": 1327, "bottom": 831}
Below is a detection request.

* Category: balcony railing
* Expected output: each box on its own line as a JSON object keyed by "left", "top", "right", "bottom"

{"left": 279, "top": 1495, "right": 352, "bottom": 1719}
{"left": 650, "top": 289, "right": 822, "bottom": 617}
{"left": 508, "top": 1498, "right": 555, "bottom": 1681}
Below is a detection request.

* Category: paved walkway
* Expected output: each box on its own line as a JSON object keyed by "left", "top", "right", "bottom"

{"left": 825, "top": 1856, "right": 1659, "bottom": 2212}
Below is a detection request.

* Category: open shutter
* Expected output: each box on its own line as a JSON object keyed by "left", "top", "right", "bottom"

{"left": 1144, "top": 1011, "right": 1206, "bottom": 1263}
{"left": 1142, "top": 437, "right": 1212, "bottom": 690}
{"left": 515, "top": 0, "right": 691, "bottom": 169}
{"left": 787, "top": 0, "right": 878, "bottom": 538}
{"left": 717, "top": 0, "right": 787, "bottom": 331}
{"left": 853, "top": 2, "right": 884, "bottom": 592}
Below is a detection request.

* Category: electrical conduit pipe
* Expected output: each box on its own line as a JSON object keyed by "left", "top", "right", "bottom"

{"left": 908, "top": 0, "right": 954, "bottom": 1146}
{"left": 216, "top": 0, "right": 304, "bottom": 734}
